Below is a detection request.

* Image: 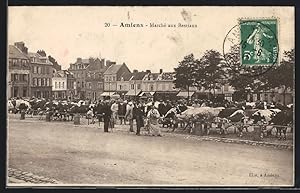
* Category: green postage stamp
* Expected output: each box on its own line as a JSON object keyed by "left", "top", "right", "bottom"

{"left": 240, "top": 19, "right": 278, "bottom": 66}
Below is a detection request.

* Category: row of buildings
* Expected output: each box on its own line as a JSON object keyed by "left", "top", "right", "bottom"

{"left": 8, "top": 41, "right": 293, "bottom": 104}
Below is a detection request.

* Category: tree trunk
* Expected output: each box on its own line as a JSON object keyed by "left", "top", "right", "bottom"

{"left": 283, "top": 87, "right": 287, "bottom": 106}
{"left": 213, "top": 83, "right": 216, "bottom": 98}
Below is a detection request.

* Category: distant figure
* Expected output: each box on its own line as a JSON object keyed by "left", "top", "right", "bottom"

{"left": 118, "top": 100, "right": 127, "bottom": 125}
{"left": 102, "top": 100, "right": 112, "bottom": 132}
{"left": 147, "top": 104, "right": 162, "bottom": 137}
{"left": 134, "top": 101, "right": 145, "bottom": 136}
{"left": 110, "top": 100, "right": 119, "bottom": 127}
{"left": 125, "top": 101, "right": 134, "bottom": 132}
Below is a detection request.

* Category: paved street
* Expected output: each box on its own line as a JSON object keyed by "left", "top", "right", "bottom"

{"left": 8, "top": 114, "right": 293, "bottom": 186}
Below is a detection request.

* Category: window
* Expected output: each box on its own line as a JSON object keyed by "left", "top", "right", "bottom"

{"left": 131, "top": 84, "right": 134, "bottom": 89}
{"left": 12, "top": 59, "right": 18, "bottom": 66}
{"left": 38, "top": 67, "right": 42, "bottom": 74}
{"left": 150, "top": 85, "right": 154, "bottom": 91}
{"left": 33, "top": 78, "right": 37, "bottom": 86}
{"left": 23, "top": 87, "right": 27, "bottom": 97}
{"left": 23, "top": 74, "right": 27, "bottom": 82}
{"left": 59, "top": 82, "right": 61, "bottom": 88}
{"left": 98, "top": 82, "right": 102, "bottom": 89}
{"left": 33, "top": 66, "right": 37, "bottom": 73}
{"left": 13, "top": 74, "right": 18, "bottom": 81}
{"left": 62, "top": 82, "right": 65, "bottom": 89}
{"left": 137, "top": 84, "right": 141, "bottom": 89}
{"left": 41, "top": 78, "right": 44, "bottom": 86}
{"left": 38, "top": 78, "right": 41, "bottom": 86}
{"left": 82, "top": 81, "right": 84, "bottom": 88}
{"left": 119, "top": 85, "right": 122, "bottom": 90}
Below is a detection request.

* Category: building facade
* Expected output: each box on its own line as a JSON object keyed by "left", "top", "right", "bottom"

{"left": 103, "top": 63, "right": 131, "bottom": 94}
{"left": 8, "top": 42, "right": 31, "bottom": 98}
{"left": 29, "top": 52, "right": 53, "bottom": 99}
{"left": 68, "top": 58, "right": 92, "bottom": 99}
{"left": 247, "top": 86, "right": 293, "bottom": 105}
{"left": 52, "top": 70, "right": 75, "bottom": 100}
{"left": 85, "top": 58, "right": 107, "bottom": 101}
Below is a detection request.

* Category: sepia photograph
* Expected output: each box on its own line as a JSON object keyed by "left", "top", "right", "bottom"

{"left": 7, "top": 6, "right": 294, "bottom": 187}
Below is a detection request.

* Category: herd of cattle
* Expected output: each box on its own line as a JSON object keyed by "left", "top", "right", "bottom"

{"left": 8, "top": 98, "right": 293, "bottom": 140}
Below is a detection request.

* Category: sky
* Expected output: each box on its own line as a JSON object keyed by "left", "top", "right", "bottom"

{"left": 8, "top": 6, "right": 294, "bottom": 72}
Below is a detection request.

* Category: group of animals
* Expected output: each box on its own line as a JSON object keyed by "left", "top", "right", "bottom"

{"left": 160, "top": 105, "right": 293, "bottom": 140}
{"left": 8, "top": 98, "right": 293, "bottom": 140}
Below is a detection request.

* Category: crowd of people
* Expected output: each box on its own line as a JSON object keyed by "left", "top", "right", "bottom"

{"left": 8, "top": 96, "right": 293, "bottom": 138}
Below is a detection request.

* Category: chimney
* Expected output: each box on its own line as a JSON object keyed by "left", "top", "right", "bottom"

{"left": 14, "top": 42, "right": 28, "bottom": 54}
{"left": 77, "top": 58, "right": 82, "bottom": 63}
{"left": 146, "top": 70, "right": 151, "bottom": 73}
{"left": 89, "top": 57, "right": 94, "bottom": 64}
{"left": 106, "top": 60, "right": 116, "bottom": 67}
{"left": 133, "top": 69, "right": 138, "bottom": 73}
{"left": 159, "top": 69, "right": 163, "bottom": 74}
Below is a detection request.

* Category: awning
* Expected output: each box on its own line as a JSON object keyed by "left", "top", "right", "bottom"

{"left": 177, "top": 91, "right": 195, "bottom": 97}
{"left": 139, "top": 92, "right": 155, "bottom": 97}
{"left": 100, "top": 92, "right": 116, "bottom": 97}
{"left": 125, "top": 89, "right": 142, "bottom": 96}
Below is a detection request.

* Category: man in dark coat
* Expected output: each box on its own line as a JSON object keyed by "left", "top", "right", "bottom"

{"left": 118, "top": 100, "right": 127, "bottom": 125}
{"left": 102, "top": 100, "right": 112, "bottom": 132}
{"left": 158, "top": 100, "right": 166, "bottom": 116}
{"left": 133, "top": 101, "right": 145, "bottom": 136}
{"left": 96, "top": 100, "right": 104, "bottom": 123}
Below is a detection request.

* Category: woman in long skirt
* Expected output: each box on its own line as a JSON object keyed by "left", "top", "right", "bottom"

{"left": 147, "top": 104, "right": 162, "bottom": 137}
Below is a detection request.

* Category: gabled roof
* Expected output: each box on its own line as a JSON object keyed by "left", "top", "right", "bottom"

{"left": 143, "top": 73, "right": 160, "bottom": 81}
{"left": 86, "top": 58, "right": 107, "bottom": 72}
{"left": 28, "top": 52, "right": 53, "bottom": 65}
{"left": 28, "top": 52, "right": 41, "bottom": 58}
{"left": 119, "top": 72, "right": 132, "bottom": 81}
{"left": 104, "top": 64, "right": 123, "bottom": 74}
{"left": 53, "top": 70, "right": 74, "bottom": 78}
{"left": 158, "top": 72, "right": 175, "bottom": 81}
{"left": 82, "top": 59, "right": 90, "bottom": 64}
{"left": 131, "top": 72, "right": 147, "bottom": 81}
{"left": 9, "top": 45, "right": 29, "bottom": 59}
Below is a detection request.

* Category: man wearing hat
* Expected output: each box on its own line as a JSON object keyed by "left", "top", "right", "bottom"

{"left": 102, "top": 100, "right": 112, "bottom": 132}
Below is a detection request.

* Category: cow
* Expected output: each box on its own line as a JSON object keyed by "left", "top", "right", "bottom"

{"left": 270, "top": 109, "right": 293, "bottom": 140}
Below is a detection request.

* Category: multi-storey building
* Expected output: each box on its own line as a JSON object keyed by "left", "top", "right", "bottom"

{"left": 246, "top": 86, "right": 293, "bottom": 105}
{"left": 124, "top": 70, "right": 147, "bottom": 99}
{"left": 29, "top": 52, "right": 53, "bottom": 99}
{"left": 68, "top": 58, "right": 91, "bottom": 99}
{"left": 141, "top": 69, "right": 179, "bottom": 100}
{"left": 103, "top": 63, "right": 131, "bottom": 97}
{"left": 52, "top": 70, "right": 75, "bottom": 100}
{"left": 8, "top": 42, "right": 31, "bottom": 98}
{"left": 115, "top": 72, "right": 132, "bottom": 98}
{"left": 85, "top": 58, "right": 108, "bottom": 101}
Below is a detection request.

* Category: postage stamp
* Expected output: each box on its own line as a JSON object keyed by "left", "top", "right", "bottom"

{"left": 240, "top": 19, "right": 278, "bottom": 66}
